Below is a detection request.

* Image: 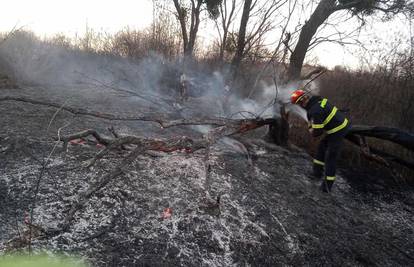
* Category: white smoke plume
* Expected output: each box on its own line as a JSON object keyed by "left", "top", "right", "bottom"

{"left": 0, "top": 31, "right": 318, "bottom": 125}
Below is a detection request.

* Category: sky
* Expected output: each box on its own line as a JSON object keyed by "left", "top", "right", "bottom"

{"left": 0, "top": 0, "right": 154, "bottom": 36}
{"left": 0, "top": 0, "right": 411, "bottom": 69}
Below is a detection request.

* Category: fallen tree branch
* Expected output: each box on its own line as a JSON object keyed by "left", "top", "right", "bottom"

{"left": 346, "top": 134, "right": 414, "bottom": 170}
{"left": 0, "top": 96, "right": 166, "bottom": 122}
{"left": 2, "top": 96, "right": 289, "bottom": 239}
{"left": 0, "top": 96, "right": 279, "bottom": 131}
{"left": 342, "top": 125, "right": 414, "bottom": 171}
{"left": 348, "top": 125, "right": 414, "bottom": 152}
{"left": 60, "top": 129, "right": 112, "bottom": 151}
{"left": 60, "top": 131, "right": 208, "bottom": 168}
{"left": 49, "top": 114, "right": 277, "bottom": 235}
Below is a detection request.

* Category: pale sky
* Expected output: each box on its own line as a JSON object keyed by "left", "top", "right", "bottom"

{"left": 0, "top": 0, "right": 154, "bottom": 36}
{"left": 0, "top": 0, "right": 410, "bottom": 68}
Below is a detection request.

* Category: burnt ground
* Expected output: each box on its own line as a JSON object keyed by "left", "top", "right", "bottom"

{"left": 0, "top": 85, "right": 413, "bottom": 266}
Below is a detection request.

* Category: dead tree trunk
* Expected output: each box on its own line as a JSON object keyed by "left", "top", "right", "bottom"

{"left": 266, "top": 105, "right": 290, "bottom": 146}
{"left": 348, "top": 125, "right": 414, "bottom": 152}
{"left": 345, "top": 125, "right": 414, "bottom": 171}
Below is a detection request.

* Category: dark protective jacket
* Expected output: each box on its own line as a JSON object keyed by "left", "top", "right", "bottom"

{"left": 304, "top": 96, "right": 350, "bottom": 137}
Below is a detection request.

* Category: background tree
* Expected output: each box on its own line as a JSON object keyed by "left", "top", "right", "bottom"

{"left": 173, "top": 0, "right": 222, "bottom": 58}
{"left": 287, "top": 0, "right": 413, "bottom": 80}
{"left": 214, "top": 0, "right": 239, "bottom": 62}
{"left": 230, "top": 0, "right": 253, "bottom": 78}
{"left": 230, "top": 0, "right": 288, "bottom": 80}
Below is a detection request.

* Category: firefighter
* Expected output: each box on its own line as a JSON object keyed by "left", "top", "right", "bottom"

{"left": 180, "top": 72, "right": 188, "bottom": 102}
{"left": 290, "top": 90, "right": 351, "bottom": 193}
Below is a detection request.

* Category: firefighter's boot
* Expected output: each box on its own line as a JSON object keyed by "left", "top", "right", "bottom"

{"left": 320, "top": 179, "right": 334, "bottom": 193}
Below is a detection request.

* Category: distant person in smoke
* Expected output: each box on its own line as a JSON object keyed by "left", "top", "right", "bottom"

{"left": 180, "top": 72, "right": 188, "bottom": 102}
{"left": 290, "top": 90, "right": 351, "bottom": 193}
{"left": 222, "top": 84, "right": 231, "bottom": 115}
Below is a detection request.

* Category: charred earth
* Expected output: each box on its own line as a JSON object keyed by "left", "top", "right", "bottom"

{"left": 0, "top": 84, "right": 413, "bottom": 267}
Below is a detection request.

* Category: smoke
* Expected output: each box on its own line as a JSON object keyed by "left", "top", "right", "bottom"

{"left": 288, "top": 105, "right": 308, "bottom": 122}
{"left": 0, "top": 31, "right": 318, "bottom": 127}
{"left": 268, "top": 78, "right": 322, "bottom": 123}
{"left": 229, "top": 79, "right": 311, "bottom": 122}
{"left": 0, "top": 32, "right": 181, "bottom": 113}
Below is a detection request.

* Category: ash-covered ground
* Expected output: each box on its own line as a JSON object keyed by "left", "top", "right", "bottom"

{"left": 1, "top": 83, "right": 413, "bottom": 267}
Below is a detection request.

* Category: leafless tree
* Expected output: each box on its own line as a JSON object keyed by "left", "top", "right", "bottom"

{"left": 248, "top": 0, "right": 298, "bottom": 98}
{"left": 230, "top": 0, "right": 288, "bottom": 80}
{"left": 230, "top": 0, "right": 253, "bottom": 78}
{"left": 173, "top": 0, "right": 201, "bottom": 58}
{"left": 172, "top": 0, "right": 222, "bottom": 58}
{"left": 214, "top": 0, "right": 240, "bottom": 62}
{"left": 287, "top": 0, "right": 413, "bottom": 80}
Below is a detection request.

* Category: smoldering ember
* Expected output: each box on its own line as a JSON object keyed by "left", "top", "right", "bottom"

{"left": 1, "top": 1, "right": 414, "bottom": 266}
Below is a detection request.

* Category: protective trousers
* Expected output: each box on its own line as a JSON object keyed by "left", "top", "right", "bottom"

{"left": 313, "top": 131, "right": 347, "bottom": 182}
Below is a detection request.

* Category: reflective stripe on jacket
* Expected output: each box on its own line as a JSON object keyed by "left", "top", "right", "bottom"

{"left": 305, "top": 96, "right": 349, "bottom": 136}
